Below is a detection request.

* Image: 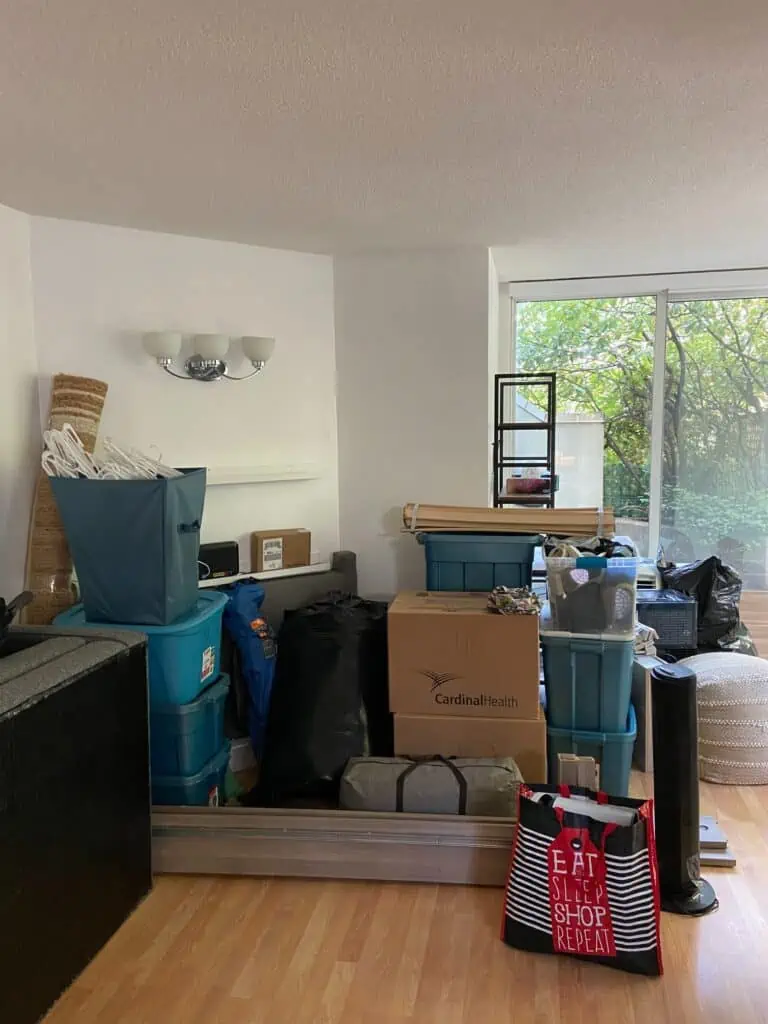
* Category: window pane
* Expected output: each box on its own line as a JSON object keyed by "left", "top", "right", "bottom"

{"left": 663, "top": 298, "right": 768, "bottom": 589}
{"left": 516, "top": 296, "right": 655, "bottom": 554}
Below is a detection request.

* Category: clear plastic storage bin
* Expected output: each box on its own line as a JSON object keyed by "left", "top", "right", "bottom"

{"left": 546, "top": 557, "right": 639, "bottom": 636}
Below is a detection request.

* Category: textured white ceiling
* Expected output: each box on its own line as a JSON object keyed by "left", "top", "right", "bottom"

{"left": 2, "top": 1, "right": 768, "bottom": 257}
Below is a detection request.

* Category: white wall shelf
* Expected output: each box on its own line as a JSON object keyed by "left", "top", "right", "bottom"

{"left": 206, "top": 464, "right": 321, "bottom": 487}
{"left": 199, "top": 561, "right": 331, "bottom": 588}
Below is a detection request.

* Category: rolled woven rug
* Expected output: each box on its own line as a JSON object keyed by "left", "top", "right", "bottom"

{"left": 23, "top": 374, "right": 108, "bottom": 625}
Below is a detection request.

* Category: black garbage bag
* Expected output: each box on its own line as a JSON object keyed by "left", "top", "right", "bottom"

{"left": 659, "top": 556, "right": 757, "bottom": 656}
{"left": 718, "top": 621, "right": 759, "bottom": 657}
{"left": 250, "top": 593, "right": 392, "bottom": 806}
{"left": 0, "top": 591, "right": 32, "bottom": 650}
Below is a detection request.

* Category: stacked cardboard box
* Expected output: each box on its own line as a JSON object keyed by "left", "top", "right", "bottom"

{"left": 387, "top": 592, "right": 547, "bottom": 783}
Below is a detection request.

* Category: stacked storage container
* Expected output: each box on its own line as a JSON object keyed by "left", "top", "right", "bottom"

{"left": 394, "top": 531, "right": 548, "bottom": 784}
{"left": 419, "top": 533, "right": 542, "bottom": 591}
{"left": 636, "top": 589, "right": 698, "bottom": 656}
{"left": 542, "top": 557, "right": 639, "bottom": 796}
{"left": 55, "top": 591, "right": 231, "bottom": 805}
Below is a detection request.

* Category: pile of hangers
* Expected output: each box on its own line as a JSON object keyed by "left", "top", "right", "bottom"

{"left": 41, "top": 424, "right": 181, "bottom": 480}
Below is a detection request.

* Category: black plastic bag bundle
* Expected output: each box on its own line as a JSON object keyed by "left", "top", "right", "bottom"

{"left": 0, "top": 591, "right": 32, "bottom": 649}
{"left": 253, "top": 593, "right": 392, "bottom": 805}
{"left": 659, "top": 556, "right": 757, "bottom": 656}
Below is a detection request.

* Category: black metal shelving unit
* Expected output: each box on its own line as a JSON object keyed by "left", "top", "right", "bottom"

{"left": 493, "top": 372, "right": 557, "bottom": 509}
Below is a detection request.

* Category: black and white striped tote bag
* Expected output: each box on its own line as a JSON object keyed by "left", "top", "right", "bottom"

{"left": 502, "top": 784, "right": 663, "bottom": 976}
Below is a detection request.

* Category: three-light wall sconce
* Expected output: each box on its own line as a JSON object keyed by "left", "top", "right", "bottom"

{"left": 143, "top": 332, "right": 276, "bottom": 382}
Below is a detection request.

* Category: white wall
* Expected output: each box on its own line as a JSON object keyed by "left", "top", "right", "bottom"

{"left": 336, "top": 248, "right": 491, "bottom": 598}
{"left": 0, "top": 204, "right": 40, "bottom": 598}
{"left": 492, "top": 233, "right": 768, "bottom": 284}
{"left": 29, "top": 218, "right": 339, "bottom": 568}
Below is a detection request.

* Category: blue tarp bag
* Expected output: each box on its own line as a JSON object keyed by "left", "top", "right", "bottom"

{"left": 221, "top": 581, "right": 276, "bottom": 757}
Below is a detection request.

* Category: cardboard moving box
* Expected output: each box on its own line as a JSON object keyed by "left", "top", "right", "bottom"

{"left": 394, "top": 710, "right": 547, "bottom": 784}
{"left": 388, "top": 591, "right": 540, "bottom": 719}
{"left": 250, "top": 529, "right": 311, "bottom": 573}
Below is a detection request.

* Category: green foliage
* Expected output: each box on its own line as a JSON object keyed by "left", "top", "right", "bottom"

{"left": 663, "top": 487, "right": 768, "bottom": 549}
{"left": 516, "top": 295, "right": 768, "bottom": 500}
{"left": 517, "top": 297, "right": 655, "bottom": 483}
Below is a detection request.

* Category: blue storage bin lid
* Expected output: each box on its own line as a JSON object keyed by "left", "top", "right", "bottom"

{"left": 546, "top": 703, "right": 637, "bottom": 742}
{"left": 150, "top": 673, "right": 230, "bottom": 716}
{"left": 417, "top": 532, "right": 543, "bottom": 545}
{"left": 55, "top": 590, "right": 228, "bottom": 633}
{"left": 546, "top": 556, "right": 641, "bottom": 571}
{"left": 151, "top": 739, "right": 231, "bottom": 786}
{"left": 540, "top": 628, "right": 636, "bottom": 643}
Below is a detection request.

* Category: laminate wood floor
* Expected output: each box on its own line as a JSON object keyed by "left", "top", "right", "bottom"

{"left": 44, "top": 773, "right": 768, "bottom": 1024}
{"left": 44, "top": 594, "right": 768, "bottom": 1023}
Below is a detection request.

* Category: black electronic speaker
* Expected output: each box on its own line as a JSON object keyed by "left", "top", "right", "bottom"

{"left": 651, "top": 663, "right": 718, "bottom": 916}
{"left": 199, "top": 540, "right": 240, "bottom": 580}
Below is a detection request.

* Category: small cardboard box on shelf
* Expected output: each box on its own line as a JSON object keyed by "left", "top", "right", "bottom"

{"left": 250, "top": 529, "right": 311, "bottom": 573}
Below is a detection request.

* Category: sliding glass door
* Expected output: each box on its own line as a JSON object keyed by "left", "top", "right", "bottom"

{"left": 512, "top": 283, "right": 768, "bottom": 589}
{"left": 663, "top": 298, "right": 768, "bottom": 588}
{"left": 516, "top": 296, "right": 655, "bottom": 554}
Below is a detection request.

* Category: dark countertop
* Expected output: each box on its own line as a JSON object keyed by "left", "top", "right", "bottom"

{"left": 0, "top": 626, "right": 146, "bottom": 718}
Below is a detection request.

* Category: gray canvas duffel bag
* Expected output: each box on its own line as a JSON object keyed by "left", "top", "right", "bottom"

{"left": 339, "top": 754, "right": 522, "bottom": 817}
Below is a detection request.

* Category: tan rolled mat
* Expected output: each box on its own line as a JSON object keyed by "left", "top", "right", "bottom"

{"left": 339, "top": 755, "right": 522, "bottom": 817}
{"left": 402, "top": 503, "right": 615, "bottom": 537}
{"left": 22, "top": 375, "right": 108, "bottom": 625}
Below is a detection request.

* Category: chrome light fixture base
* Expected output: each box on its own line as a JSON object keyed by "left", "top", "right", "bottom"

{"left": 184, "top": 356, "right": 229, "bottom": 382}
{"left": 156, "top": 356, "right": 268, "bottom": 382}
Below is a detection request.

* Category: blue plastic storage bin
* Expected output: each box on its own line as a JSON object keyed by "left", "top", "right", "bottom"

{"left": 151, "top": 741, "right": 231, "bottom": 806}
{"left": 547, "top": 705, "right": 637, "bottom": 798}
{"left": 541, "top": 631, "right": 634, "bottom": 732}
{"left": 150, "top": 674, "right": 230, "bottom": 777}
{"left": 419, "top": 533, "right": 541, "bottom": 591}
{"left": 54, "top": 590, "right": 227, "bottom": 705}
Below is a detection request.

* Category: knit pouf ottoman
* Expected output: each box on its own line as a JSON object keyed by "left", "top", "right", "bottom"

{"left": 681, "top": 652, "right": 768, "bottom": 785}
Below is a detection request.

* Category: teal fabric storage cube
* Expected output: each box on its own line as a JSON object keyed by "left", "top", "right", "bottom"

{"left": 50, "top": 467, "right": 206, "bottom": 625}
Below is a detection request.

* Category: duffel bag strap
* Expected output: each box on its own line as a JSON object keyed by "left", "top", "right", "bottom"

{"left": 395, "top": 755, "right": 468, "bottom": 815}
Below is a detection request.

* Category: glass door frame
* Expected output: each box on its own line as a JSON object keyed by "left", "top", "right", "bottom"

{"left": 508, "top": 270, "right": 768, "bottom": 558}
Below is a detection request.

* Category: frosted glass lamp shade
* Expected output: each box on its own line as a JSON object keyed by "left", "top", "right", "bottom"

{"left": 193, "top": 334, "right": 230, "bottom": 359}
{"left": 143, "top": 331, "right": 182, "bottom": 358}
{"left": 242, "top": 336, "right": 276, "bottom": 363}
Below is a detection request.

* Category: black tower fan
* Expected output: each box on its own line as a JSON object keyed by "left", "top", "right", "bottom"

{"left": 651, "top": 663, "right": 718, "bottom": 915}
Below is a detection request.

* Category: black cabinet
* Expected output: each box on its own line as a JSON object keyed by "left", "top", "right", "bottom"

{"left": 0, "top": 632, "right": 151, "bottom": 1024}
